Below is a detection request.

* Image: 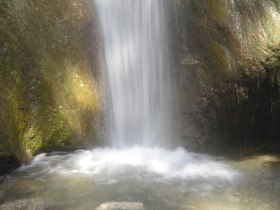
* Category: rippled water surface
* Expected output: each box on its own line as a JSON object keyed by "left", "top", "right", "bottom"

{"left": 0, "top": 147, "right": 279, "bottom": 210}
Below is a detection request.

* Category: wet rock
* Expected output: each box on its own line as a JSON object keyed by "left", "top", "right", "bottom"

{"left": 0, "top": 155, "right": 20, "bottom": 176}
{"left": 96, "top": 202, "right": 145, "bottom": 210}
{"left": 9, "top": 179, "right": 46, "bottom": 194}
{"left": 0, "top": 0, "right": 101, "bottom": 164}
{"left": 0, "top": 198, "right": 44, "bottom": 210}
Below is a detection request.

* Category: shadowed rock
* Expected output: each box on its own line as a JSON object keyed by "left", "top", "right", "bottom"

{"left": 96, "top": 202, "right": 145, "bottom": 210}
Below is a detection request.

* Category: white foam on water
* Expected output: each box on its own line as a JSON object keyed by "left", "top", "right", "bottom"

{"left": 18, "top": 147, "right": 239, "bottom": 182}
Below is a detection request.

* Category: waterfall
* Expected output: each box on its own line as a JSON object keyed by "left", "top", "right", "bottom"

{"left": 96, "top": 0, "right": 173, "bottom": 148}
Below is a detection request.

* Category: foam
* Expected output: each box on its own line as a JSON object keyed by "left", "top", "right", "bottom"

{"left": 18, "top": 147, "right": 239, "bottom": 182}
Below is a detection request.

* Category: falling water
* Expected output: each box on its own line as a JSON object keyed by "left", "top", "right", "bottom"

{"left": 0, "top": 2, "right": 245, "bottom": 209}
{"left": 95, "top": 0, "right": 173, "bottom": 148}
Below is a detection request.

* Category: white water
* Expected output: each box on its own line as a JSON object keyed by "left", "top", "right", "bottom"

{"left": 87, "top": 0, "right": 238, "bottom": 186}
{"left": 4, "top": 149, "right": 280, "bottom": 210}
{"left": 4, "top": 147, "right": 244, "bottom": 209}
{"left": 96, "top": 0, "right": 173, "bottom": 148}
{"left": 0, "top": 3, "right": 243, "bottom": 209}
{"left": 19, "top": 147, "right": 238, "bottom": 181}
{"left": 13, "top": 0, "right": 239, "bottom": 196}
{"left": 2, "top": 1, "right": 280, "bottom": 210}
{"left": 0, "top": 1, "right": 241, "bottom": 208}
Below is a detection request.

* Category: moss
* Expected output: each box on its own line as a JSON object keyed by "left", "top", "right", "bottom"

{"left": 24, "top": 126, "right": 43, "bottom": 155}
{"left": 207, "top": 0, "right": 229, "bottom": 23}
{"left": 42, "top": 116, "right": 72, "bottom": 151}
{"left": 208, "top": 41, "right": 232, "bottom": 76}
{"left": 267, "top": 61, "right": 280, "bottom": 87}
{"left": 236, "top": 86, "right": 249, "bottom": 104}
{"left": 269, "top": 70, "right": 280, "bottom": 87}
{"left": 237, "top": 62, "right": 248, "bottom": 76}
{"left": 0, "top": 0, "right": 100, "bottom": 163}
{"left": 0, "top": 138, "right": 12, "bottom": 158}
{"left": 274, "top": 0, "right": 280, "bottom": 11}
{"left": 178, "top": 0, "right": 280, "bottom": 152}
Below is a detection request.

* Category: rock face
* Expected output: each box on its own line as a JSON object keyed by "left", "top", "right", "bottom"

{"left": 0, "top": 199, "right": 44, "bottom": 210}
{"left": 0, "top": 0, "right": 102, "bottom": 164}
{"left": 172, "top": 0, "right": 280, "bottom": 152}
{"left": 96, "top": 202, "right": 145, "bottom": 210}
{"left": 0, "top": 0, "right": 280, "bottom": 165}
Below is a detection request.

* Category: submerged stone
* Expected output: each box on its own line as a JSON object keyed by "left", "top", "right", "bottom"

{"left": 96, "top": 202, "right": 145, "bottom": 210}
{"left": 0, "top": 199, "right": 44, "bottom": 210}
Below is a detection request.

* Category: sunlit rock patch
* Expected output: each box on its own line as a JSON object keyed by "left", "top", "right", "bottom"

{"left": 0, "top": 0, "right": 100, "bottom": 163}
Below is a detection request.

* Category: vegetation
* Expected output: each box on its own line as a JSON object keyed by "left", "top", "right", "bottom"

{"left": 177, "top": 0, "right": 280, "bottom": 152}
{"left": 0, "top": 0, "right": 100, "bottom": 164}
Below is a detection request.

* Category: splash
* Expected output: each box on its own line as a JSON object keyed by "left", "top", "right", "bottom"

{"left": 18, "top": 147, "right": 238, "bottom": 182}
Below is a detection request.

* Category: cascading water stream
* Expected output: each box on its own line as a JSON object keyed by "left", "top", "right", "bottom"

{"left": 95, "top": 0, "right": 173, "bottom": 148}
{"left": 0, "top": 1, "right": 247, "bottom": 209}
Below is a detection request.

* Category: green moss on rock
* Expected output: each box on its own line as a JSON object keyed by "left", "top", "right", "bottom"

{"left": 176, "top": 0, "right": 280, "bottom": 152}
{"left": 0, "top": 0, "right": 100, "bottom": 163}
{"left": 208, "top": 41, "right": 232, "bottom": 76}
{"left": 274, "top": 0, "right": 280, "bottom": 11}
